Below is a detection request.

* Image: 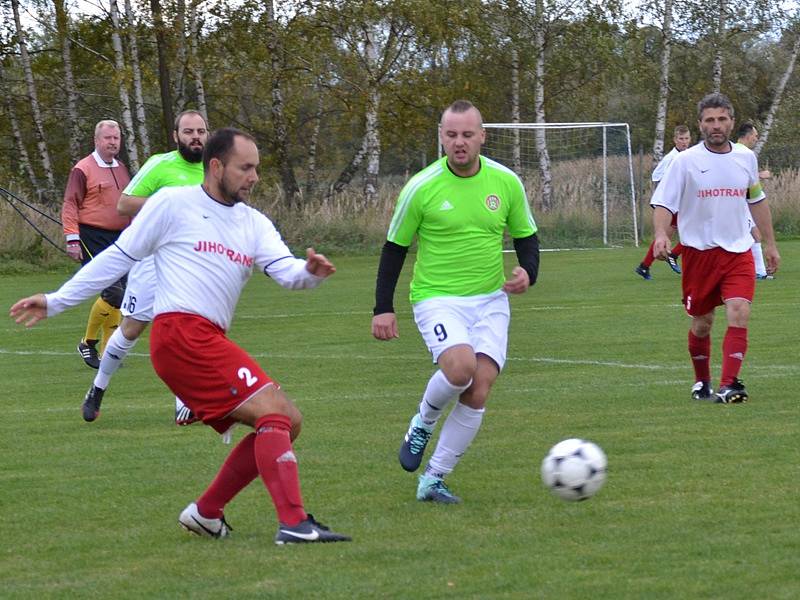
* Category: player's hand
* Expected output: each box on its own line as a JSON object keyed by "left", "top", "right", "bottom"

{"left": 304, "top": 247, "right": 336, "bottom": 278}
{"left": 764, "top": 243, "right": 781, "bottom": 275}
{"left": 66, "top": 241, "right": 82, "bottom": 262}
{"left": 652, "top": 234, "right": 671, "bottom": 260}
{"left": 759, "top": 169, "right": 772, "bottom": 180}
{"left": 372, "top": 312, "right": 399, "bottom": 340}
{"left": 9, "top": 294, "right": 48, "bottom": 328}
{"left": 503, "top": 266, "right": 530, "bottom": 295}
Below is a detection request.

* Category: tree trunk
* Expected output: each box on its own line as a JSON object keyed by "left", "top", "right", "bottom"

{"left": 325, "top": 136, "right": 368, "bottom": 202}
{"left": 712, "top": 1, "right": 725, "bottom": 93}
{"left": 305, "top": 77, "right": 325, "bottom": 199}
{"left": 173, "top": 0, "right": 187, "bottom": 114}
{"left": 124, "top": 0, "right": 151, "bottom": 157}
{"left": 11, "top": 0, "right": 55, "bottom": 199}
{"left": 534, "top": 0, "right": 553, "bottom": 211}
{"left": 188, "top": 0, "right": 208, "bottom": 120}
{"left": 53, "top": 0, "right": 81, "bottom": 165}
{"left": 510, "top": 45, "right": 522, "bottom": 173}
{"left": 652, "top": 0, "right": 672, "bottom": 164}
{"left": 363, "top": 26, "right": 381, "bottom": 204}
{"left": 755, "top": 31, "right": 800, "bottom": 156}
{"left": 109, "top": 0, "right": 139, "bottom": 171}
{"left": 150, "top": 0, "right": 174, "bottom": 149}
{"left": 264, "top": 3, "right": 300, "bottom": 206}
{"left": 0, "top": 61, "right": 42, "bottom": 196}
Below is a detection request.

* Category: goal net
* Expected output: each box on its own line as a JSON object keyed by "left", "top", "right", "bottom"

{"left": 479, "top": 122, "right": 638, "bottom": 247}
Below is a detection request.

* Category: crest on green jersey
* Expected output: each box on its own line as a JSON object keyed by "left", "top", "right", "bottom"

{"left": 485, "top": 195, "right": 501, "bottom": 211}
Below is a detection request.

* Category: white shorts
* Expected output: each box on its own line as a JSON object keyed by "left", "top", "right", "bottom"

{"left": 413, "top": 290, "right": 510, "bottom": 370}
{"left": 121, "top": 257, "right": 156, "bottom": 321}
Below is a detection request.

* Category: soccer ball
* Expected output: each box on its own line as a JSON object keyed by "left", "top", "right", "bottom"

{"left": 541, "top": 438, "right": 607, "bottom": 501}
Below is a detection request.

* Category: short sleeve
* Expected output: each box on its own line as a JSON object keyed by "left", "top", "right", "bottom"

{"left": 114, "top": 187, "right": 174, "bottom": 259}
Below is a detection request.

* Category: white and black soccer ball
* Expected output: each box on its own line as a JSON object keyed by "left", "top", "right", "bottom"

{"left": 541, "top": 438, "right": 607, "bottom": 501}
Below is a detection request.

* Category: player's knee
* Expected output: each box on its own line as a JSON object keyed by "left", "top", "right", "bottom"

{"left": 101, "top": 284, "right": 125, "bottom": 309}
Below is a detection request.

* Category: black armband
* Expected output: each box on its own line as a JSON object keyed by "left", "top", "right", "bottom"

{"left": 373, "top": 241, "right": 408, "bottom": 315}
{"left": 513, "top": 233, "right": 540, "bottom": 286}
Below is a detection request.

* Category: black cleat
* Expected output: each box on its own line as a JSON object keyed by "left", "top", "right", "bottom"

{"left": 691, "top": 381, "right": 714, "bottom": 401}
{"left": 634, "top": 264, "right": 652, "bottom": 280}
{"left": 716, "top": 378, "right": 748, "bottom": 404}
{"left": 275, "top": 514, "right": 351, "bottom": 545}
{"left": 77, "top": 340, "right": 100, "bottom": 369}
{"left": 82, "top": 385, "right": 105, "bottom": 422}
{"left": 667, "top": 253, "right": 682, "bottom": 274}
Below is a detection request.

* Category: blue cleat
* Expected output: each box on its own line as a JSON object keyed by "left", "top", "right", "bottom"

{"left": 416, "top": 474, "right": 461, "bottom": 504}
{"left": 667, "top": 253, "right": 682, "bottom": 274}
{"left": 399, "top": 413, "right": 433, "bottom": 472}
{"left": 634, "top": 264, "right": 652, "bottom": 280}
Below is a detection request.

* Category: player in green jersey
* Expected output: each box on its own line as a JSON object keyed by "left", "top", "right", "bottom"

{"left": 371, "top": 100, "right": 540, "bottom": 503}
{"left": 81, "top": 111, "right": 209, "bottom": 423}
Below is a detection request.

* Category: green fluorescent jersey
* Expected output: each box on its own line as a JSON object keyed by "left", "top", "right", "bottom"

{"left": 123, "top": 150, "right": 203, "bottom": 196}
{"left": 388, "top": 155, "right": 537, "bottom": 304}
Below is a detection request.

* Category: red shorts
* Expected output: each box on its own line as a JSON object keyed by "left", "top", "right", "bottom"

{"left": 670, "top": 213, "right": 678, "bottom": 228}
{"left": 150, "top": 312, "right": 276, "bottom": 434}
{"left": 681, "top": 247, "right": 755, "bottom": 316}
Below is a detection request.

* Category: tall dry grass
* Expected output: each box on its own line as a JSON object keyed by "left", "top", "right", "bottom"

{"left": 1, "top": 163, "right": 798, "bottom": 268}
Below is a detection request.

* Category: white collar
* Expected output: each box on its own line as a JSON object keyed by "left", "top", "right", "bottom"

{"left": 91, "top": 150, "right": 119, "bottom": 168}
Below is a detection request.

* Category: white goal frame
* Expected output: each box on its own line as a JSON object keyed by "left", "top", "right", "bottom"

{"left": 441, "top": 122, "right": 639, "bottom": 246}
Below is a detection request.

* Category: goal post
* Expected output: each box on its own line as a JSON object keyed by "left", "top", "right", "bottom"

{"left": 451, "top": 122, "right": 639, "bottom": 247}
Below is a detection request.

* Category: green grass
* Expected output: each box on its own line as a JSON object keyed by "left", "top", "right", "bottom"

{"left": 1, "top": 243, "right": 799, "bottom": 599}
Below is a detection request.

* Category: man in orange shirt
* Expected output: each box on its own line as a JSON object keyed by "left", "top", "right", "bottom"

{"left": 62, "top": 120, "right": 131, "bottom": 368}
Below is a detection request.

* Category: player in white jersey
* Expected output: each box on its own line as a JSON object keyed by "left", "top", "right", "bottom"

{"left": 735, "top": 121, "right": 772, "bottom": 280}
{"left": 81, "top": 110, "right": 208, "bottom": 424}
{"left": 634, "top": 125, "right": 690, "bottom": 280}
{"left": 651, "top": 93, "right": 780, "bottom": 404}
{"left": 10, "top": 128, "right": 350, "bottom": 544}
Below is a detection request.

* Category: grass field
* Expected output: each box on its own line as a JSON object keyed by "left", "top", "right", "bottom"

{"left": 1, "top": 243, "right": 798, "bottom": 599}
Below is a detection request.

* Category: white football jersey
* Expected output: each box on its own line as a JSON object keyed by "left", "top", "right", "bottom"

{"left": 650, "top": 142, "right": 765, "bottom": 253}
{"left": 651, "top": 147, "right": 679, "bottom": 183}
{"left": 47, "top": 185, "right": 321, "bottom": 331}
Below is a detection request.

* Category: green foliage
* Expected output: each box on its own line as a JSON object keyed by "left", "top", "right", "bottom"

{"left": 1, "top": 245, "right": 799, "bottom": 597}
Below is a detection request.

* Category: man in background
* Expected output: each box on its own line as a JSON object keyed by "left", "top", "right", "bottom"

{"left": 635, "top": 125, "right": 691, "bottom": 280}
{"left": 735, "top": 121, "right": 773, "bottom": 280}
{"left": 81, "top": 110, "right": 208, "bottom": 423}
{"left": 62, "top": 119, "right": 131, "bottom": 368}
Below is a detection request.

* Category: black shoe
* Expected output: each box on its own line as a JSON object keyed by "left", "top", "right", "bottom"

{"left": 274, "top": 514, "right": 351, "bottom": 545}
{"left": 634, "top": 264, "right": 652, "bottom": 280}
{"left": 716, "top": 378, "right": 748, "bottom": 404}
{"left": 77, "top": 340, "right": 100, "bottom": 369}
{"left": 667, "top": 253, "right": 682, "bottom": 274}
{"left": 82, "top": 385, "right": 105, "bottom": 422}
{"left": 691, "top": 381, "right": 714, "bottom": 401}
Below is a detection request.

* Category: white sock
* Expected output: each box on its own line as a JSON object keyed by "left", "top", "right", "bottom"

{"left": 93, "top": 328, "right": 138, "bottom": 390}
{"left": 418, "top": 370, "right": 472, "bottom": 426}
{"left": 425, "top": 402, "right": 485, "bottom": 477}
{"left": 751, "top": 242, "right": 766, "bottom": 276}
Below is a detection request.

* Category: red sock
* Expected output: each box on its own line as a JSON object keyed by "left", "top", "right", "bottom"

{"left": 641, "top": 241, "right": 656, "bottom": 267}
{"left": 688, "top": 330, "right": 711, "bottom": 383}
{"left": 254, "top": 414, "right": 307, "bottom": 526}
{"left": 671, "top": 243, "right": 684, "bottom": 257}
{"left": 196, "top": 432, "right": 259, "bottom": 519}
{"left": 720, "top": 326, "right": 748, "bottom": 387}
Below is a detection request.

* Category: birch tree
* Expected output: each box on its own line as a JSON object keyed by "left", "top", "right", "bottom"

{"left": 124, "top": 0, "right": 151, "bottom": 157}
{"left": 151, "top": 0, "right": 174, "bottom": 148}
{"left": 109, "top": 0, "right": 139, "bottom": 170}
{"left": 188, "top": 0, "right": 208, "bottom": 119}
{"left": 53, "top": 0, "right": 81, "bottom": 164}
{"left": 533, "top": 0, "right": 553, "bottom": 211}
{"left": 0, "top": 59, "right": 41, "bottom": 195}
{"left": 173, "top": 0, "right": 188, "bottom": 113}
{"left": 264, "top": 1, "right": 300, "bottom": 206}
{"left": 652, "top": 0, "right": 673, "bottom": 163}
{"left": 755, "top": 27, "right": 800, "bottom": 154}
{"left": 11, "top": 0, "right": 55, "bottom": 199}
